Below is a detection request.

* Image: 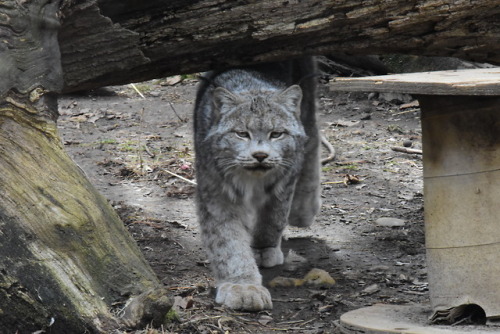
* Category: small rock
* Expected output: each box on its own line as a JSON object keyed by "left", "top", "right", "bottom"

{"left": 258, "top": 315, "right": 273, "bottom": 326}
{"left": 162, "top": 75, "right": 183, "bottom": 86}
{"left": 403, "top": 140, "right": 413, "bottom": 147}
{"left": 361, "top": 284, "right": 380, "bottom": 295}
{"left": 375, "top": 217, "right": 406, "bottom": 227}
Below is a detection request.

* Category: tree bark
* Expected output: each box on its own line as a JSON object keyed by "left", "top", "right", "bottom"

{"left": 59, "top": 0, "right": 500, "bottom": 92}
{"left": 0, "top": 1, "right": 170, "bottom": 332}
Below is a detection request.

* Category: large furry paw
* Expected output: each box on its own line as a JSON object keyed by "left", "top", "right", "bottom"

{"left": 216, "top": 283, "right": 272, "bottom": 311}
{"left": 253, "top": 246, "right": 284, "bottom": 268}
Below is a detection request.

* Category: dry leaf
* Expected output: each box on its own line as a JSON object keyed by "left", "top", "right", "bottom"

{"left": 172, "top": 296, "right": 195, "bottom": 310}
{"left": 269, "top": 268, "right": 335, "bottom": 288}
{"left": 268, "top": 276, "right": 304, "bottom": 288}
{"left": 303, "top": 268, "right": 336, "bottom": 286}
{"left": 343, "top": 174, "right": 361, "bottom": 186}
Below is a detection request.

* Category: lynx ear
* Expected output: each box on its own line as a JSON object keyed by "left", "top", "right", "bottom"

{"left": 213, "top": 87, "right": 242, "bottom": 114}
{"left": 275, "top": 85, "right": 302, "bottom": 116}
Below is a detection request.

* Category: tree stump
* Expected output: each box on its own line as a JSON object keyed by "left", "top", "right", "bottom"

{"left": 0, "top": 1, "right": 171, "bottom": 332}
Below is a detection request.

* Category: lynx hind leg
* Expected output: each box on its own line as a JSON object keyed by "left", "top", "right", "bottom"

{"left": 289, "top": 134, "right": 321, "bottom": 227}
{"left": 288, "top": 57, "right": 321, "bottom": 228}
{"left": 253, "top": 243, "right": 284, "bottom": 268}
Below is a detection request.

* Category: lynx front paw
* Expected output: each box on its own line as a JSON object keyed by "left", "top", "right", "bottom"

{"left": 253, "top": 246, "right": 284, "bottom": 268}
{"left": 216, "top": 283, "right": 272, "bottom": 311}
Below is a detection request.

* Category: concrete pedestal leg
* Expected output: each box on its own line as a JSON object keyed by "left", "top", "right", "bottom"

{"left": 419, "top": 95, "right": 500, "bottom": 318}
{"left": 337, "top": 95, "right": 500, "bottom": 333}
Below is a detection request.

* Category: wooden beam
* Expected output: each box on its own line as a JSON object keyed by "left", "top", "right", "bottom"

{"left": 59, "top": 0, "right": 500, "bottom": 92}
{"left": 330, "top": 68, "right": 500, "bottom": 96}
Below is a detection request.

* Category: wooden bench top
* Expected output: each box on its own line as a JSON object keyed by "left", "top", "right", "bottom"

{"left": 329, "top": 67, "right": 500, "bottom": 96}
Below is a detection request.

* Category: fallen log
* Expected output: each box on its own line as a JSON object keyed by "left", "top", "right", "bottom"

{"left": 60, "top": 0, "right": 500, "bottom": 92}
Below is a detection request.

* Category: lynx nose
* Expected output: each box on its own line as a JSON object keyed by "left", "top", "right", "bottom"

{"left": 252, "top": 152, "right": 269, "bottom": 162}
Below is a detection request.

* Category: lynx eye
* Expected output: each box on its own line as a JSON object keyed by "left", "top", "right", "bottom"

{"left": 235, "top": 131, "right": 250, "bottom": 139}
{"left": 270, "top": 131, "right": 285, "bottom": 139}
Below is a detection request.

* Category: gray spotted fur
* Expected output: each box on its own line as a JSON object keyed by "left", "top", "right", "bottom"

{"left": 193, "top": 57, "right": 321, "bottom": 311}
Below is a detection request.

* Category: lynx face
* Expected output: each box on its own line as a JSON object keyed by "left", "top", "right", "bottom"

{"left": 207, "top": 85, "right": 306, "bottom": 179}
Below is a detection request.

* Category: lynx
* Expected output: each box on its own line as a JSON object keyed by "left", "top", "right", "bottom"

{"left": 193, "top": 58, "right": 321, "bottom": 311}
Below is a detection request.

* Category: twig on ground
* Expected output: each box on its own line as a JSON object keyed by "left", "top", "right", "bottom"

{"left": 138, "top": 107, "right": 145, "bottom": 171}
{"left": 269, "top": 318, "right": 317, "bottom": 331}
{"left": 299, "top": 318, "right": 317, "bottom": 326}
{"left": 163, "top": 169, "right": 197, "bottom": 185}
{"left": 393, "top": 108, "right": 419, "bottom": 116}
{"left": 180, "top": 315, "right": 225, "bottom": 327}
{"left": 391, "top": 146, "right": 423, "bottom": 155}
{"left": 169, "top": 101, "right": 188, "bottom": 123}
{"left": 335, "top": 160, "right": 368, "bottom": 165}
{"left": 275, "top": 319, "right": 308, "bottom": 325}
{"left": 323, "top": 174, "right": 362, "bottom": 186}
{"left": 320, "top": 134, "right": 336, "bottom": 165}
{"left": 130, "top": 83, "right": 146, "bottom": 99}
{"left": 322, "top": 181, "right": 344, "bottom": 185}
{"left": 144, "top": 143, "right": 156, "bottom": 158}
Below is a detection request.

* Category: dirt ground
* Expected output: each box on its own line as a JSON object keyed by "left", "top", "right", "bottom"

{"left": 57, "top": 75, "right": 429, "bottom": 333}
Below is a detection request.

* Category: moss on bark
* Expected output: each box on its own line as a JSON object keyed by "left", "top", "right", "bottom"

{"left": 0, "top": 93, "right": 167, "bottom": 332}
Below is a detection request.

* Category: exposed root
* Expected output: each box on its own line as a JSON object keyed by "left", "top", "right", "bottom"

{"left": 320, "top": 133, "right": 336, "bottom": 165}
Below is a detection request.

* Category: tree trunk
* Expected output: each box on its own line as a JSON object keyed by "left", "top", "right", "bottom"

{"left": 0, "top": 1, "right": 170, "bottom": 332}
{"left": 60, "top": 0, "right": 500, "bottom": 92}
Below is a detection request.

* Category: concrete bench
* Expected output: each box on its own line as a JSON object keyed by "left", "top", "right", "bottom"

{"left": 330, "top": 68, "right": 500, "bottom": 333}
